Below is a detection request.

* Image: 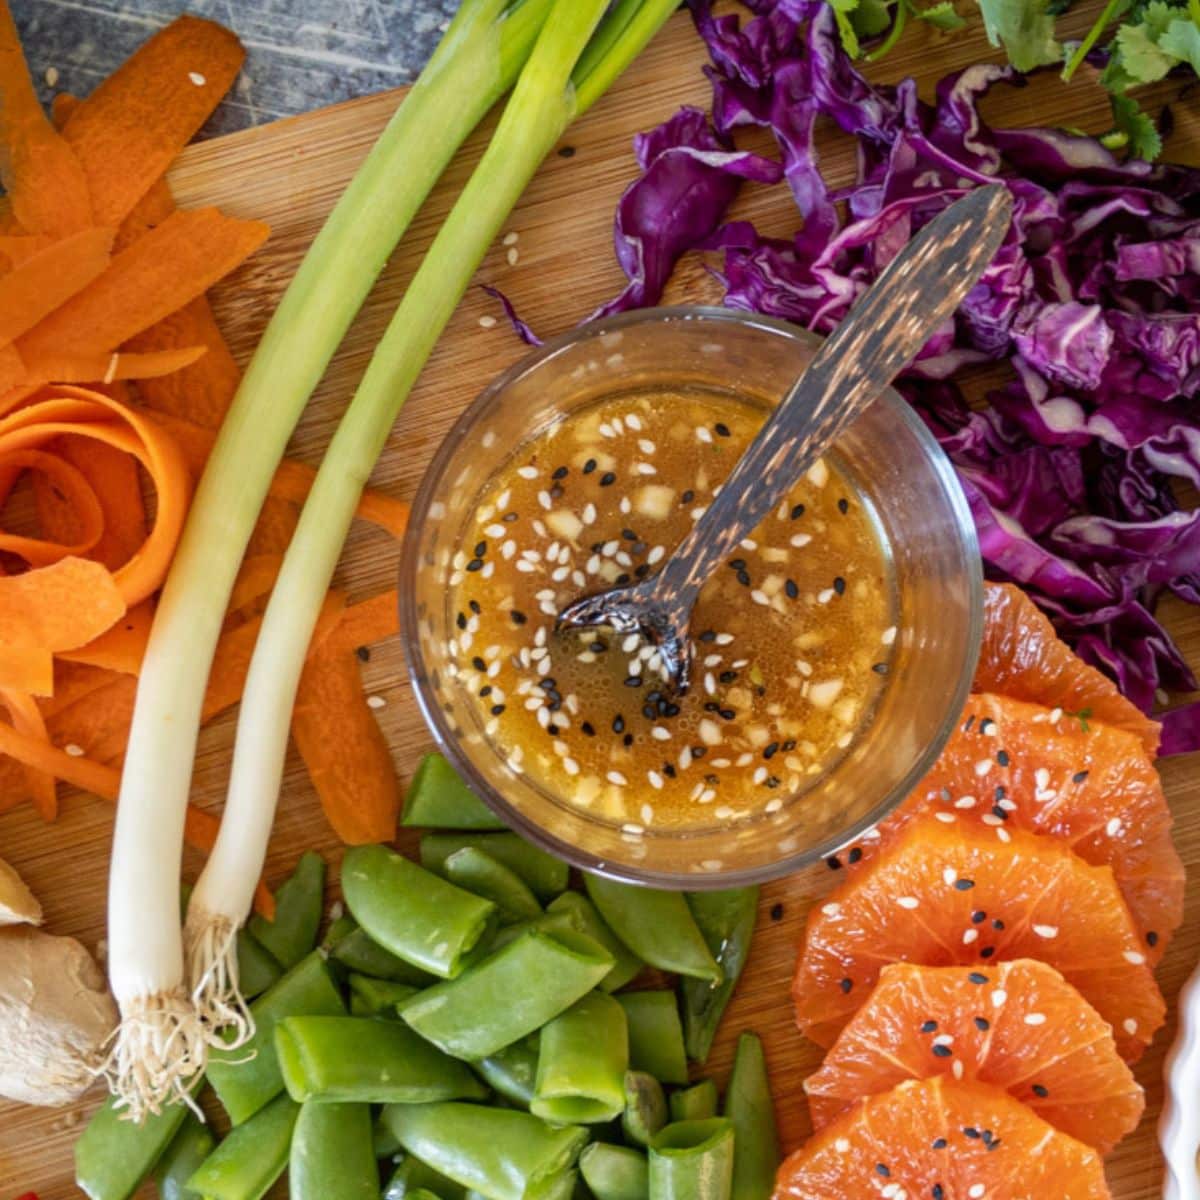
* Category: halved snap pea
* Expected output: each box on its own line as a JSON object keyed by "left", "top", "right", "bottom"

{"left": 445, "top": 846, "right": 543, "bottom": 923}
{"left": 622, "top": 1071, "right": 668, "bottom": 1148}
{"left": 403, "top": 752, "right": 507, "bottom": 829}
{"left": 546, "top": 892, "right": 643, "bottom": 992}
{"left": 290, "top": 1100, "right": 378, "bottom": 1200}
{"left": 580, "top": 1144, "right": 650, "bottom": 1200}
{"left": 648, "top": 1119, "right": 735, "bottom": 1200}
{"left": 332, "top": 924, "right": 438, "bottom": 985}
{"left": 724, "top": 1033, "right": 779, "bottom": 1200}
{"left": 532, "top": 991, "right": 629, "bottom": 1124}
{"left": 185, "top": 1093, "right": 299, "bottom": 1200}
{"left": 618, "top": 991, "right": 689, "bottom": 1085}
{"left": 347, "top": 973, "right": 419, "bottom": 1016}
{"left": 669, "top": 1079, "right": 718, "bottom": 1124}
{"left": 247, "top": 849, "right": 326, "bottom": 970}
{"left": 383, "top": 1152, "right": 470, "bottom": 1200}
{"left": 154, "top": 1114, "right": 216, "bottom": 1200}
{"left": 420, "top": 832, "right": 568, "bottom": 899}
{"left": 475, "top": 1034, "right": 541, "bottom": 1108}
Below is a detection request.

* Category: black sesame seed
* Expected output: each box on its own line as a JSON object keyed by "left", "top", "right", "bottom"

{"left": 472, "top": 656, "right": 486, "bottom": 672}
{"left": 456, "top": 612, "right": 467, "bottom": 629}
{"left": 583, "top": 458, "right": 597, "bottom": 475}
{"left": 714, "top": 422, "right": 731, "bottom": 438}
{"left": 770, "top": 902, "right": 784, "bottom": 921}
{"left": 981, "top": 1131, "right": 994, "bottom": 1147}
{"left": 994, "top": 785, "right": 1006, "bottom": 800}
{"left": 635, "top": 564, "right": 650, "bottom": 578}
{"left": 838, "top": 497, "right": 850, "bottom": 514}
{"left": 616, "top": 573, "right": 631, "bottom": 585}
{"left": 790, "top": 503, "right": 805, "bottom": 520}
{"left": 681, "top": 489, "right": 695, "bottom": 504}
{"left": 963, "top": 715, "right": 976, "bottom": 731}
{"left": 548, "top": 723, "right": 560, "bottom": 735}
{"left": 469, "top": 599, "right": 481, "bottom": 614}
{"left": 847, "top": 846, "right": 862, "bottom": 864}
{"left": 997, "top": 749, "right": 1010, "bottom": 766}
{"left": 663, "top": 702, "right": 681, "bottom": 717}
{"left": 538, "top": 677, "right": 556, "bottom": 689}
{"left": 548, "top": 484, "right": 564, "bottom": 500}
{"left": 736, "top": 570, "right": 751, "bottom": 586}
{"left": 698, "top": 629, "right": 716, "bottom": 643}
{"left": 992, "top": 918, "right": 1004, "bottom": 930}
{"left": 785, "top": 579, "right": 799, "bottom": 600}
{"left": 875, "top": 1164, "right": 890, "bottom": 1178}
{"left": 728, "top": 557, "right": 747, "bottom": 571}
{"left": 974, "top": 1016, "right": 990, "bottom": 1030}
{"left": 782, "top": 739, "right": 797, "bottom": 751}
{"left": 590, "top": 639, "right": 607, "bottom": 653}
{"left": 766, "top": 775, "right": 780, "bottom": 788}
{"left": 932, "top": 1138, "right": 948, "bottom": 1150}
{"left": 979, "top": 718, "right": 995, "bottom": 735}
{"left": 972, "top": 910, "right": 986, "bottom": 924}
{"left": 600, "top": 472, "right": 616, "bottom": 486}
{"left": 502, "top": 511, "right": 519, "bottom": 522}
{"left": 479, "top": 685, "right": 492, "bottom": 698}
{"left": 980, "top": 946, "right": 996, "bottom": 959}
{"left": 920, "top": 1020, "right": 937, "bottom": 1033}
{"left": 612, "top": 715, "right": 625, "bottom": 734}
{"left": 663, "top": 764, "right": 676, "bottom": 778}
{"left": 632, "top": 542, "right": 647, "bottom": 557}
{"left": 954, "top": 878, "right": 975, "bottom": 891}
{"left": 833, "top": 576, "right": 846, "bottom": 595}
{"left": 356, "top": 645, "right": 370, "bottom": 662}
{"left": 719, "top": 670, "right": 738, "bottom": 684}
{"left": 490, "top": 704, "right": 506, "bottom": 716}
{"left": 692, "top": 746, "right": 706, "bottom": 759}
{"left": 466, "top": 558, "right": 484, "bottom": 572}
{"left": 624, "top": 676, "right": 643, "bottom": 688}
{"left": 1072, "top": 770, "right": 1089, "bottom": 784}
{"left": 643, "top": 704, "right": 657, "bottom": 721}
{"left": 839, "top": 977, "right": 853, "bottom": 994}
{"left": 474, "top": 541, "right": 487, "bottom": 558}
{"left": 932, "top": 1185, "right": 944, "bottom": 1200}
{"left": 719, "top": 708, "right": 736, "bottom": 721}
{"left": 581, "top": 721, "right": 596, "bottom": 737}
{"left": 1032, "top": 1084, "right": 1049, "bottom": 1098}
{"left": 623, "top": 733, "right": 634, "bottom": 747}
{"left": 622, "top": 528, "right": 638, "bottom": 541}
{"left": 705, "top": 773, "right": 720, "bottom": 786}
{"left": 552, "top": 466, "right": 569, "bottom": 480}
{"left": 931, "top": 1045, "right": 953, "bottom": 1058}
{"left": 558, "top": 144, "right": 576, "bottom": 157}
{"left": 968, "top": 972, "right": 988, "bottom": 985}
{"left": 987, "top": 1138, "right": 1002, "bottom": 1152}
{"left": 871, "top": 662, "right": 889, "bottom": 675}
{"left": 991, "top": 805, "right": 1008, "bottom": 820}
{"left": 511, "top": 610, "right": 527, "bottom": 625}
{"left": 763, "top": 742, "right": 780, "bottom": 760}
{"left": 963, "top": 1127, "right": 981, "bottom": 1140}
{"left": 1148, "top": 930, "right": 1160, "bottom": 947}
{"left": 826, "top": 855, "right": 842, "bottom": 871}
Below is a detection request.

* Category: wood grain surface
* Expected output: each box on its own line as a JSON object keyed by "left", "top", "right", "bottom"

{"left": 2, "top": 9, "right": 1198, "bottom": 1198}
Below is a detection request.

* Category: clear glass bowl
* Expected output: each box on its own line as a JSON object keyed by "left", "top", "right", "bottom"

{"left": 400, "top": 307, "right": 982, "bottom": 888}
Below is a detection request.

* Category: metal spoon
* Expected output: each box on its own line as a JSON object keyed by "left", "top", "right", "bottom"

{"left": 557, "top": 183, "right": 1013, "bottom": 693}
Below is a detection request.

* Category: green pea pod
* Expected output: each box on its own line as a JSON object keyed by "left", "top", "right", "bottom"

{"left": 409, "top": 1189, "right": 447, "bottom": 1200}
{"left": 475, "top": 1034, "right": 541, "bottom": 1108}
{"left": 579, "top": 1144, "right": 649, "bottom": 1200}
{"left": 75, "top": 1081, "right": 200, "bottom": 1200}
{"left": 537, "top": 1170, "right": 579, "bottom": 1200}
{"left": 343, "top": 843, "right": 497, "bottom": 979}
{"left": 154, "top": 1114, "right": 216, "bottom": 1200}
{"left": 290, "top": 1100, "right": 378, "bottom": 1200}
{"left": 381, "top": 1102, "right": 589, "bottom": 1200}
{"left": 186, "top": 1093, "right": 299, "bottom": 1200}
{"left": 247, "top": 849, "right": 326, "bottom": 969}
{"left": 533, "top": 992, "right": 629, "bottom": 1124}
{"left": 617, "top": 992, "right": 689, "bottom": 1085}
{"left": 348, "top": 973, "right": 419, "bottom": 1016}
{"left": 445, "top": 846, "right": 543, "bottom": 922}
{"left": 680, "top": 889, "right": 759, "bottom": 1065}
{"left": 546, "top": 892, "right": 643, "bottom": 992}
{"left": 321, "top": 911, "right": 358, "bottom": 953}
{"left": 724, "top": 1034, "right": 779, "bottom": 1200}
{"left": 621, "top": 1071, "right": 668, "bottom": 1148}
{"left": 485, "top": 904, "right": 580, "bottom": 953}
{"left": 237, "top": 928, "right": 284, "bottom": 999}
{"left": 332, "top": 925, "right": 438, "bottom": 985}
{"left": 384, "top": 1153, "right": 471, "bottom": 1200}
{"left": 584, "top": 878, "right": 721, "bottom": 984}
{"left": 648, "top": 1120, "right": 734, "bottom": 1200}
{"left": 403, "top": 752, "right": 507, "bottom": 829}
{"left": 669, "top": 1080, "right": 718, "bottom": 1123}
{"left": 276, "top": 1015, "right": 488, "bottom": 1103}
{"left": 420, "top": 832, "right": 569, "bottom": 899}
{"left": 208, "top": 950, "right": 346, "bottom": 1124}
{"left": 400, "top": 927, "right": 613, "bottom": 1060}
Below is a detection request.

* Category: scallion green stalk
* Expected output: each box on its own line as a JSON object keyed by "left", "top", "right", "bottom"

{"left": 106, "top": 0, "right": 553, "bottom": 1121}
{"left": 186, "top": 0, "right": 679, "bottom": 1031}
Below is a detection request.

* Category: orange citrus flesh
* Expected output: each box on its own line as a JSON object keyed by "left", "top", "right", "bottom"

{"left": 793, "top": 818, "right": 1164, "bottom": 1061}
{"left": 976, "top": 583, "right": 1159, "bottom": 756}
{"left": 775, "top": 1076, "right": 1111, "bottom": 1200}
{"left": 848, "top": 693, "right": 1183, "bottom": 963}
{"left": 803, "top": 960, "right": 1143, "bottom": 1155}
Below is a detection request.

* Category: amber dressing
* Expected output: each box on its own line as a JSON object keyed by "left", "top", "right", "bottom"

{"left": 445, "top": 388, "right": 896, "bottom": 831}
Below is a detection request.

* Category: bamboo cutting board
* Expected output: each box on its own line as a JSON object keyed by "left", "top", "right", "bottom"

{"left": 2, "top": 9, "right": 1199, "bottom": 1198}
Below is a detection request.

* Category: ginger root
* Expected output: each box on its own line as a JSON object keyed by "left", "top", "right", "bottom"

{"left": 0, "top": 855, "right": 42, "bottom": 926}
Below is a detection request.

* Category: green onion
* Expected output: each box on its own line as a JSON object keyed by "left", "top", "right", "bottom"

{"left": 185, "top": 0, "right": 678, "bottom": 1038}
{"left": 105, "top": 0, "right": 552, "bottom": 1120}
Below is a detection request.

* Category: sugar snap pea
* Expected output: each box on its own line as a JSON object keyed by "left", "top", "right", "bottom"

{"left": 384, "top": 1153, "right": 469, "bottom": 1200}
{"left": 348, "top": 972, "right": 419, "bottom": 1015}
{"left": 724, "top": 1034, "right": 778, "bottom": 1200}
{"left": 622, "top": 1071, "right": 668, "bottom": 1148}
{"left": 669, "top": 1080, "right": 718, "bottom": 1123}
{"left": 276, "top": 1015, "right": 487, "bottom": 1103}
{"left": 546, "top": 892, "right": 643, "bottom": 992}
{"left": 208, "top": 949, "right": 345, "bottom": 1124}
{"left": 648, "top": 1120, "right": 734, "bottom": 1200}
{"left": 580, "top": 1144, "right": 649, "bottom": 1200}
{"left": 404, "top": 752, "right": 507, "bottom": 829}
{"left": 475, "top": 1034, "right": 541, "bottom": 1108}
{"left": 421, "top": 832, "right": 568, "bottom": 899}
{"left": 343, "top": 843, "right": 497, "bottom": 978}
{"left": 321, "top": 911, "right": 358, "bottom": 952}
{"left": 332, "top": 924, "right": 438, "bottom": 985}
{"left": 408, "top": 1189, "right": 446, "bottom": 1200}
{"left": 533, "top": 992, "right": 628, "bottom": 1124}
{"left": 290, "top": 1100, "right": 378, "bottom": 1200}
{"left": 485, "top": 904, "right": 579, "bottom": 953}
{"left": 584, "top": 878, "right": 721, "bottom": 984}
{"left": 381, "top": 1102, "right": 589, "bottom": 1200}
{"left": 153, "top": 1114, "right": 216, "bottom": 1200}
{"left": 618, "top": 991, "right": 689, "bottom": 1085}
{"left": 400, "top": 927, "right": 613, "bottom": 1060}
{"left": 445, "top": 846, "right": 543, "bottom": 922}
{"left": 680, "top": 890, "right": 758, "bottom": 1064}
{"left": 236, "top": 928, "right": 284, "bottom": 998}
{"left": 185, "top": 1093, "right": 299, "bottom": 1200}
{"left": 247, "top": 849, "right": 326, "bottom": 969}
{"left": 75, "top": 1080, "right": 200, "bottom": 1200}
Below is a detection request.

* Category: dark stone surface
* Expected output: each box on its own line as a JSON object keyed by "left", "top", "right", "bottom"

{"left": 11, "top": 0, "right": 459, "bottom": 136}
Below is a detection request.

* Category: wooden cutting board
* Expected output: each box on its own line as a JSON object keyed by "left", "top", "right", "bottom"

{"left": 3, "top": 9, "right": 1199, "bottom": 1198}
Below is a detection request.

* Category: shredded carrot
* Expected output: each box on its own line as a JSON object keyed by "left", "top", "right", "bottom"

{"left": 6, "top": 448, "right": 105, "bottom": 564}
{"left": 332, "top": 588, "right": 401, "bottom": 652}
{"left": 0, "top": 2, "right": 92, "bottom": 236}
{"left": 17, "top": 207, "right": 268, "bottom": 361}
{"left": 293, "top": 641, "right": 400, "bottom": 845}
{"left": 5, "top": 345, "right": 208, "bottom": 391}
{"left": 41, "top": 661, "right": 117, "bottom": 719}
{"left": 59, "top": 15, "right": 244, "bottom": 228}
{"left": 58, "top": 602, "right": 153, "bottom": 676}
{"left": 0, "top": 556, "right": 125, "bottom": 652}
{"left": 0, "top": 644, "right": 53, "bottom": 697}
{"left": 0, "top": 226, "right": 113, "bottom": 342}
{"left": 228, "top": 553, "right": 284, "bottom": 618}
{"left": 0, "top": 687, "right": 56, "bottom": 818}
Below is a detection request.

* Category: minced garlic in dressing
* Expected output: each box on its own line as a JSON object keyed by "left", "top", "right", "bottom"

{"left": 445, "top": 389, "right": 896, "bottom": 831}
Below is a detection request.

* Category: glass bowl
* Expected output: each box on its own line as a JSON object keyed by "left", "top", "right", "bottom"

{"left": 400, "top": 306, "right": 982, "bottom": 888}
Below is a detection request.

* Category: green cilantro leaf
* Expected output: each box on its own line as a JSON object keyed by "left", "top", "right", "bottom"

{"left": 976, "top": 0, "right": 1062, "bottom": 69}
{"left": 851, "top": 0, "right": 897, "bottom": 37}
{"left": 827, "top": 0, "right": 865, "bottom": 56}
{"left": 1110, "top": 92, "right": 1165, "bottom": 158}
{"left": 919, "top": 1, "right": 969, "bottom": 29}
{"left": 1158, "top": 14, "right": 1200, "bottom": 70}
{"left": 1114, "top": 16, "right": 1179, "bottom": 80}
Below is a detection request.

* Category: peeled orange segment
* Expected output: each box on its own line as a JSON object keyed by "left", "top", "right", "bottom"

{"left": 776, "top": 1076, "right": 1111, "bottom": 1200}
{"left": 854, "top": 692, "right": 1183, "bottom": 963}
{"left": 976, "top": 583, "right": 1159, "bottom": 756}
{"left": 804, "top": 960, "right": 1144, "bottom": 1154}
{"left": 793, "top": 818, "right": 1165, "bottom": 1061}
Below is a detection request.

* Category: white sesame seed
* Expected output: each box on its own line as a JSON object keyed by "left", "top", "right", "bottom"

{"left": 751, "top": 589, "right": 770, "bottom": 606}
{"left": 366, "top": 695, "right": 386, "bottom": 710}
{"left": 699, "top": 788, "right": 717, "bottom": 804}
{"left": 607, "top": 771, "right": 628, "bottom": 787}
{"left": 753, "top": 766, "right": 768, "bottom": 785}
{"left": 822, "top": 902, "right": 841, "bottom": 917}
{"left": 716, "top": 633, "right": 734, "bottom": 645}
{"left": 942, "top": 867, "right": 957, "bottom": 886}
{"left": 503, "top": 230, "right": 519, "bottom": 246}
{"left": 954, "top": 795, "right": 977, "bottom": 809}
{"left": 1106, "top": 817, "right": 1122, "bottom": 837}
{"left": 1034, "top": 767, "right": 1051, "bottom": 790}
{"left": 1123, "top": 1018, "right": 1138, "bottom": 1035}
{"left": 834, "top": 1138, "right": 850, "bottom": 1154}
{"left": 995, "top": 827, "right": 1012, "bottom": 843}
{"left": 968, "top": 1186, "right": 984, "bottom": 1200}
{"left": 1024, "top": 1012, "right": 1046, "bottom": 1026}
{"left": 45, "top": 65, "right": 59, "bottom": 86}
{"left": 1032, "top": 924, "right": 1058, "bottom": 939}
{"left": 479, "top": 315, "right": 498, "bottom": 328}
{"left": 935, "top": 812, "right": 956, "bottom": 824}
{"left": 506, "top": 247, "right": 519, "bottom": 266}
{"left": 189, "top": 71, "right": 207, "bottom": 86}
{"left": 696, "top": 426, "right": 713, "bottom": 444}
{"left": 896, "top": 896, "right": 919, "bottom": 910}
{"left": 790, "top": 532, "right": 813, "bottom": 549}
{"left": 517, "top": 465, "right": 538, "bottom": 479}
{"left": 881, "top": 626, "right": 897, "bottom": 645}
{"left": 64, "top": 743, "right": 85, "bottom": 757}
{"left": 647, "top": 772, "right": 664, "bottom": 791}
{"left": 991, "top": 989, "right": 1007, "bottom": 1008}
{"left": 651, "top": 726, "right": 671, "bottom": 741}
{"left": 647, "top": 545, "right": 665, "bottom": 565}
{"left": 698, "top": 719, "right": 722, "bottom": 746}
{"left": 563, "top": 757, "right": 580, "bottom": 776}
{"left": 962, "top": 928, "right": 979, "bottom": 945}
{"left": 582, "top": 503, "right": 597, "bottom": 525}
{"left": 952, "top": 1059, "right": 964, "bottom": 1080}
{"left": 635, "top": 462, "right": 657, "bottom": 475}
{"left": 1123, "top": 950, "right": 1146, "bottom": 965}
{"left": 933, "top": 1033, "right": 953, "bottom": 1047}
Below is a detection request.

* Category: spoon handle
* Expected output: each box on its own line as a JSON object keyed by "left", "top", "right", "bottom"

{"left": 655, "top": 184, "right": 1013, "bottom": 607}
